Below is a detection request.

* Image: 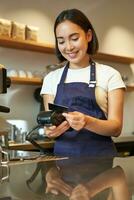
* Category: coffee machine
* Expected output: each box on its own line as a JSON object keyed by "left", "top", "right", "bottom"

{"left": 0, "top": 66, "right": 11, "bottom": 147}
{"left": 0, "top": 66, "right": 11, "bottom": 113}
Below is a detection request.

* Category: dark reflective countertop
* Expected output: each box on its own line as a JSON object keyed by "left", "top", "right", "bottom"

{"left": 0, "top": 151, "right": 134, "bottom": 200}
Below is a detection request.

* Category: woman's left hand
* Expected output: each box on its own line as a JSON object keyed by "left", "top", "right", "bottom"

{"left": 63, "top": 112, "right": 86, "bottom": 131}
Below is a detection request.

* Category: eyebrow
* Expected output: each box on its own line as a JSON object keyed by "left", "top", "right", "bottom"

{"left": 56, "top": 32, "right": 79, "bottom": 39}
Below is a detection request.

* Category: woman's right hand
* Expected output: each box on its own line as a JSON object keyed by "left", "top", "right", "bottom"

{"left": 46, "top": 167, "right": 72, "bottom": 197}
{"left": 45, "top": 120, "right": 70, "bottom": 138}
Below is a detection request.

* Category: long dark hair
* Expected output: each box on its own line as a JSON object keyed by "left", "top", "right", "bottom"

{"left": 54, "top": 8, "right": 99, "bottom": 62}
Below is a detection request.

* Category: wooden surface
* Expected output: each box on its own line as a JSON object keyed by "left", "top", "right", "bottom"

{"left": 10, "top": 76, "right": 42, "bottom": 85}
{"left": 126, "top": 84, "right": 134, "bottom": 92}
{"left": 0, "top": 36, "right": 134, "bottom": 64}
{"left": 0, "top": 36, "right": 54, "bottom": 54}
{"left": 9, "top": 77, "right": 134, "bottom": 91}
{"left": 92, "top": 52, "right": 134, "bottom": 64}
{"left": 0, "top": 131, "right": 8, "bottom": 136}
{"left": 8, "top": 140, "right": 55, "bottom": 150}
{"left": 7, "top": 135, "right": 134, "bottom": 150}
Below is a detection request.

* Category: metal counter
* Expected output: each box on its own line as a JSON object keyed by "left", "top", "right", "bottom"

{"left": 0, "top": 153, "right": 134, "bottom": 200}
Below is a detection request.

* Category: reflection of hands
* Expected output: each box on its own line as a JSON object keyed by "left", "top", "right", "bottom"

{"left": 45, "top": 165, "right": 130, "bottom": 200}
{"left": 46, "top": 167, "right": 72, "bottom": 197}
{"left": 45, "top": 121, "right": 70, "bottom": 138}
{"left": 70, "top": 184, "right": 90, "bottom": 200}
{"left": 69, "top": 166, "right": 130, "bottom": 200}
{"left": 82, "top": 166, "right": 130, "bottom": 200}
{"left": 63, "top": 112, "right": 86, "bottom": 131}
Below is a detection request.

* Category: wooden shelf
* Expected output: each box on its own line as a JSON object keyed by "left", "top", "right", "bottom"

{"left": 126, "top": 85, "right": 134, "bottom": 92}
{"left": 0, "top": 36, "right": 55, "bottom": 54}
{"left": 10, "top": 76, "right": 134, "bottom": 91}
{"left": 92, "top": 53, "right": 134, "bottom": 64}
{"left": 10, "top": 77, "right": 42, "bottom": 85}
{"left": 0, "top": 37, "right": 134, "bottom": 64}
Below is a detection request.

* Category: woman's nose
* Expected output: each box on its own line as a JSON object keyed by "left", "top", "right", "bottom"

{"left": 66, "top": 41, "right": 74, "bottom": 51}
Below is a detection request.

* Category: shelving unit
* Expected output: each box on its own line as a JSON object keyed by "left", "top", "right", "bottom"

{"left": 0, "top": 37, "right": 54, "bottom": 54}
{"left": 92, "top": 53, "right": 134, "bottom": 65}
{"left": 9, "top": 76, "right": 134, "bottom": 91}
{"left": 10, "top": 77, "right": 42, "bottom": 85}
{"left": 1, "top": 37, "right": 134, "bottom": 90}
{"left": 126, "top": 85, "right": 134, "bottom": 92}
{"left": 0, "top": 36, "right": 134, "bottom": 64}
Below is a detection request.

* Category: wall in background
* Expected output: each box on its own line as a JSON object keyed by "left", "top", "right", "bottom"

{"left": 0, "top": 0, "right": 134, "bottom": 134}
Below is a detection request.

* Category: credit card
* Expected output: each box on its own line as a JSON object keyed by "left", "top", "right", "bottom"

{"left": 48, "top": 103, "right": 68, "bottom": 112}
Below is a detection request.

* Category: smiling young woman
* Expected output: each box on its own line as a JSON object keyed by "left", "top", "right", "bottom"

{"left": 56, "top": 20, "right": 92, "bottom": 68}
{"left": 41, "top": 8, "right": 125, "bottom": 157}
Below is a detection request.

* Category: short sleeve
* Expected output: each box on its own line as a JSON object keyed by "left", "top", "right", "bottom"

{"left": 108, "top": 70, "right": 126, "bottom": 92}
{"left": 40, "top": 72, "right": 55, "bottom": 95}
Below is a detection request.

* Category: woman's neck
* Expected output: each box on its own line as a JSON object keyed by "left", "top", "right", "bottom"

{"left": 69, "top": 55, "right": 91, "bottom": 69}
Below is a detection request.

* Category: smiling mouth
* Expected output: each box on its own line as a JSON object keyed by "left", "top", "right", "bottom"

{"left": 67, "top": 51, "right": 79, "bottom": 58}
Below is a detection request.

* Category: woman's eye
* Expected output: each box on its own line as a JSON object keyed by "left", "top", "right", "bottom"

{"left": 72, "top": 38, "right": 78, "bottom": 41}
{"left": 58, "top": 40, "right": 64, "bottom": 45}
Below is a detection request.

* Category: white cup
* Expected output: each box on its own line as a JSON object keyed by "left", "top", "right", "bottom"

{"left": 26, "top": 71, "right": 33, "bottom": 78}
{"left": 7, "top": 69, "right": 18, "bottom": 77}
{"left": 18, "top": 70, "right": 27, "bottom": 78}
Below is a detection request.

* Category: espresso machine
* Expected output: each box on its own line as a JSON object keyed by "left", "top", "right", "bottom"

{"left": 0, "top": 66, "right": 11, "bottom": 113}
{"left": 0, "top": 66, "right": 11, "bottom": 147}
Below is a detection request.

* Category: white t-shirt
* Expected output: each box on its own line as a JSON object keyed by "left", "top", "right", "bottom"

{"left": 41, "top": 62, "right": 125, "bottom": 116}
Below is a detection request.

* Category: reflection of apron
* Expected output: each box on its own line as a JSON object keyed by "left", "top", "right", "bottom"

{"left": 56, "top": 157, "right": 113, "bottom": 185}
{"left": 56, "top": 157, "right": 113, "bottom": 200}
{"left": 54, "top": 61, "right": 117, "bottom": 157}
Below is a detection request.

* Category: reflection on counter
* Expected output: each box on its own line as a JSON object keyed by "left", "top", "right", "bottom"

{"left": 0, "top": 153, "right": 133, "bottom": 200}
{"left": 45, "top": 157, "right": 130, "bottom": 200}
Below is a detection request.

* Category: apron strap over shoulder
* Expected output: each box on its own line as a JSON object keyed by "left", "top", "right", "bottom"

{"left": 59, "top": 62, "right": 69, "bottom": 84}
{"left": 89, "top": 61, "right": 96, "bottom": 88}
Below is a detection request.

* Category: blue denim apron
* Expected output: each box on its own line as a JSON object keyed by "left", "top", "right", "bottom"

{"left": 54, "top": 61, "right": 117, "bottom": 157}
